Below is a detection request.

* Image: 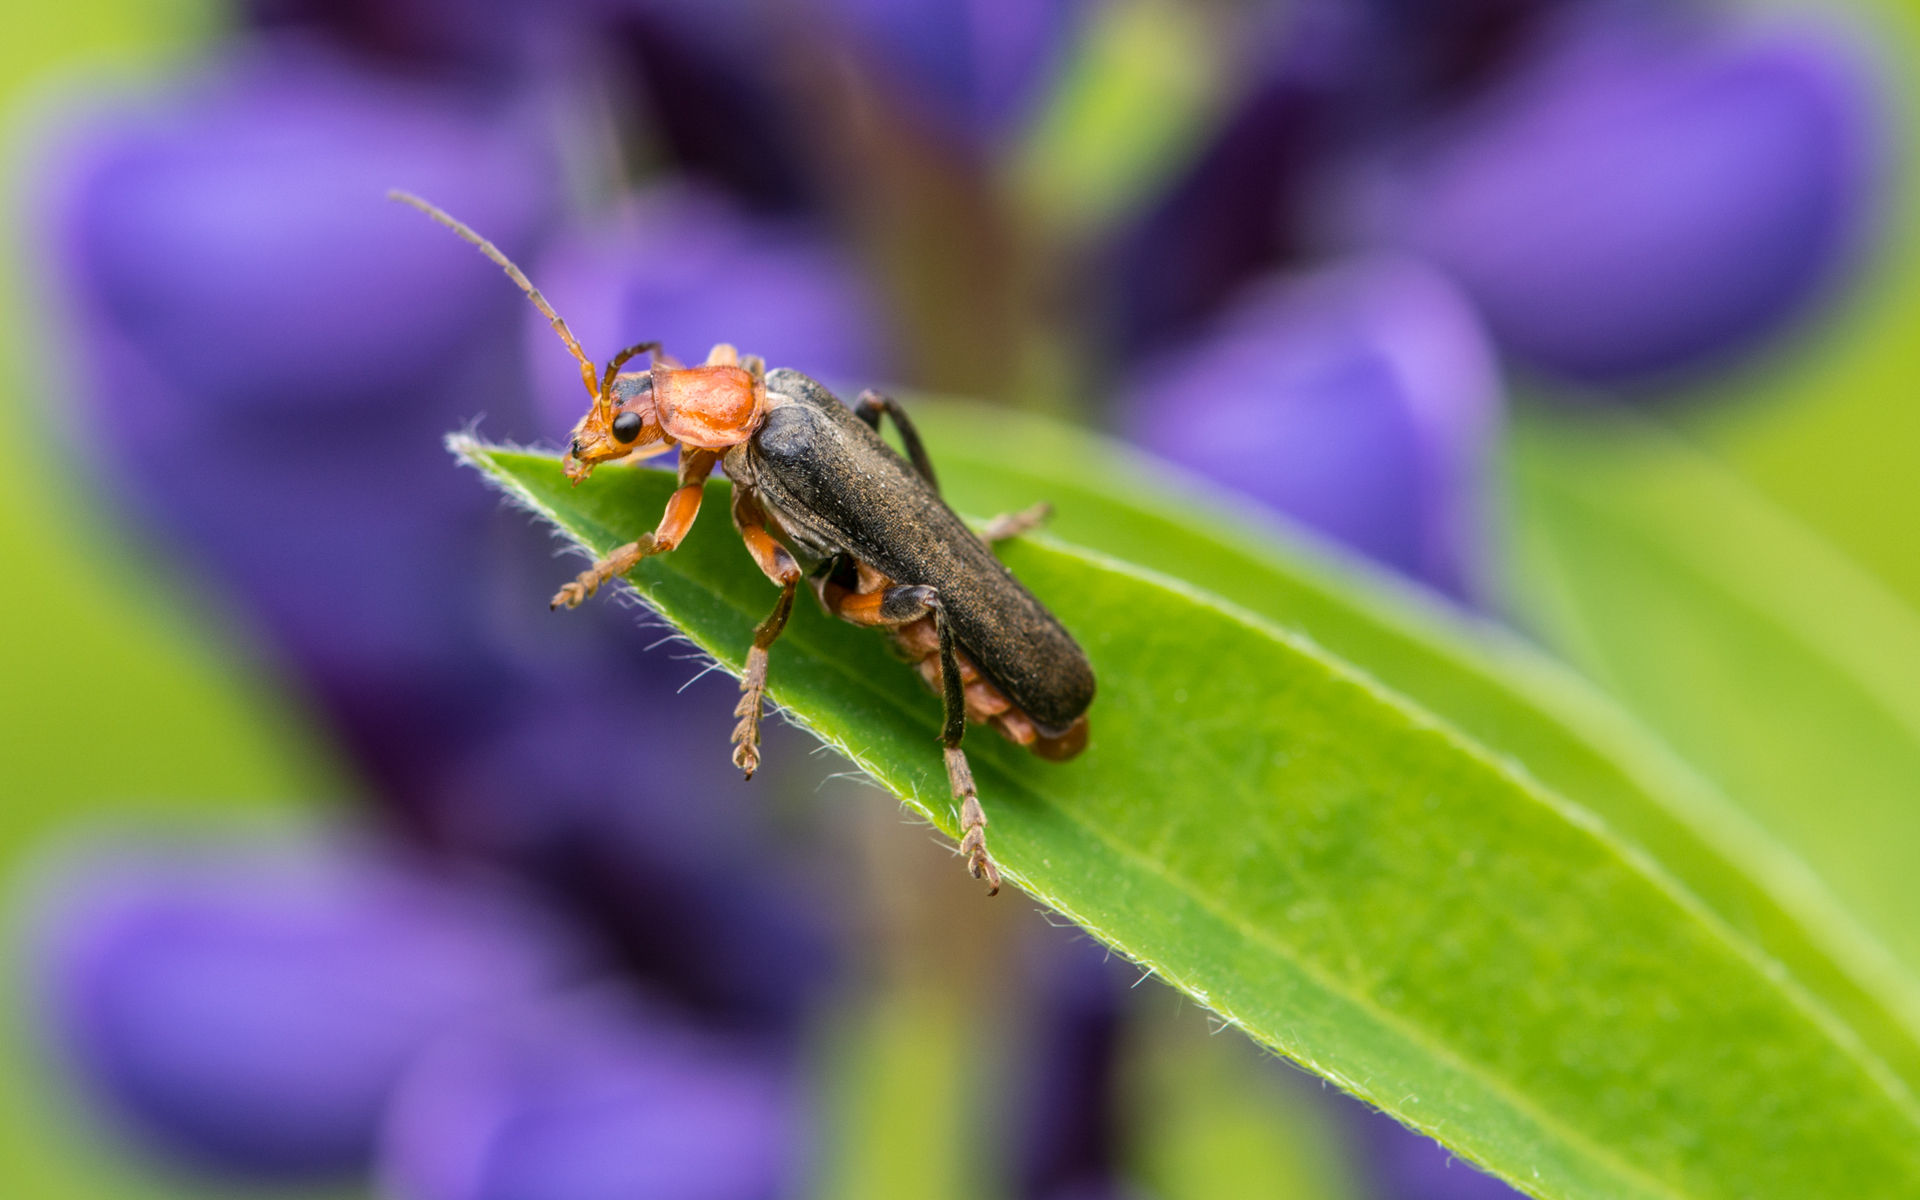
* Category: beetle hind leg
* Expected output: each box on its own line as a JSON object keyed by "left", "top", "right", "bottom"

{"left": 946, "top": 744, "right": 999, "bottom": 895}
{"left": 930, "top": 597, "right": 1001, "bottom": 894}
{"left": 817, "top": 572, "right": 1003, "bottom": 892}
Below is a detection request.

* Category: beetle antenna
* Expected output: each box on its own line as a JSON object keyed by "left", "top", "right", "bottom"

{"left": 387, "top": 190, "right": 602, "bottom": 403}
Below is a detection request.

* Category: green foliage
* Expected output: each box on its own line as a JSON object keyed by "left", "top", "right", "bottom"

{"left": 462, "top": 433, "right": 1920, "bottom": 1199}
{"left": 1511, "top": 407, "right": 1920, "bottom": 1035}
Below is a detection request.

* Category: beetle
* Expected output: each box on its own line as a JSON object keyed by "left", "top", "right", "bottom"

{"left": 394, "top": 192, "right": 1093, "bottom": 893}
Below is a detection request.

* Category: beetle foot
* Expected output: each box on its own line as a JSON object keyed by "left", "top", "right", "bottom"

{"left": 959, "top": 796, "right": 1001, "bottom": 896}
{"left": 550, "top": 576, "right": 594, "bottom": 609}
{"left": 731, "top": 645, "right": 770, "bottom": 779}
{"left": 947, "top": 748, "right": 1000, "bottom": 896}
{"left": 551, "top": 536, "right": 655, "bottom": 610}
{"left": 730, "top": 718, "right": 761, "bottom": 778}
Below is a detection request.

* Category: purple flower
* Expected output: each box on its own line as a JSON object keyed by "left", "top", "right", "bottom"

{"left": 39, "top": 28, "right": 838, "bottom": 1039}
{"left": 1009, "top": 928, "right": 1133, "bottom": 1200}
{"left": 379, "top": 987, "right": 801, "bottom": 1200}
{"left": 1123, "top": 254, "right": 1501, "bottom": 602}
{"left": 1108, "top": 5, "right": 1361, "bottom": 352}
{"left": 819, "top": 0, "right": 1090, "bottom": 144}
{"left": 239, "top": 0, "right": 561, "bottom": 78}
{"left": 1356, "top": 0, "right": 1575, "bottom": 112}
{"left": 523, "top": 186, "right": 891, "bottom": 437}
{"left": 1359, "top": 8, "right": 1886, "bottom": 387}
{"left": 27, "top": 834, "right": 578, "bottom": 1180}
{"left": 1108, "top": 0, "right": 1566, "bottom": 353}
{"left": 54, "top": 38, "right": 556, "bottom": 416}
{"left": 39, "top": 38, "right": 562, "bottom": 803}
{"left": 584, "top": 0, "right": 818, "bottom": 213}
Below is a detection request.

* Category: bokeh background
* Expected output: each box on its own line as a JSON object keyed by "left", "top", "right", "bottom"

{"left": 2, "top": 0, "right": 1915, "bottom": 1197}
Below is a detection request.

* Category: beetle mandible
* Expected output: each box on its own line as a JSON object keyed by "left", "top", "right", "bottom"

{"left": 394, "top": 192, "right": 1094, "bottom": 893}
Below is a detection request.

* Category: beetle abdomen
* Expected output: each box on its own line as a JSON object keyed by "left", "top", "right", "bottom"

{"left": 745, "top": 372, "right": 1095, "bottom": 734}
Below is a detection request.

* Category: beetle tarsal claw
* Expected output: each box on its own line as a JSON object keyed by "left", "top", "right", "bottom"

{"left": 729, "top": 730, "right": 760, "bottom": 779}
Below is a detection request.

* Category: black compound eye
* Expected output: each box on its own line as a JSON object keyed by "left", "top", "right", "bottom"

{"left": 611, "top": 411, "right": 643, "bottom": 443}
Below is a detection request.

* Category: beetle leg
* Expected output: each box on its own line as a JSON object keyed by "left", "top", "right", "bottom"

{"left": 977, "top": 502, "right": 1052, "bottom": 545}
{"left": 819, "top": 577, "right": 1002, "bottom": 891}
{"left": 550, "top": 449, "right": 718, "bottom": 609}
{"left": 729, "top": 488, "right": 803, "bottom": 779}
{"left": 824, "top": 582, "right": 941, "bottom": 628}
{"left": 932, "top": 599, "right": 1001, "bottom": 894}
{"left": 852, "top": 389, "right": 940, "bottom": 494}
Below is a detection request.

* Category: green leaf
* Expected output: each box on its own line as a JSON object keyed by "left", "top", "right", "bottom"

{"left": 1510, "top": 406, "right": 1920, "bottom": 1027}
{"left": 908, "top": 400, "right": 1920, "bottom": 1095}
{"left": 457, "top": 433, "right": 1920, "bottom": 1199}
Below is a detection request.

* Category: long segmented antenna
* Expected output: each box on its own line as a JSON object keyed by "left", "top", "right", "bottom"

{"left": 387, "top": 190, "right": 601, "bottom": 404}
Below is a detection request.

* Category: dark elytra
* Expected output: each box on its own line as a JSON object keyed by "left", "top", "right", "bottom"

{"left": 726, "top": 369, "right": 1096, "bottom": 736}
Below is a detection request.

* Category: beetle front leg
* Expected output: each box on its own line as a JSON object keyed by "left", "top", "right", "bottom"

{"left": 551, "top": 450, "right": 718, "bottom": 609}
{"left": 729, "top": 488, "right": 802, "bottom": 779}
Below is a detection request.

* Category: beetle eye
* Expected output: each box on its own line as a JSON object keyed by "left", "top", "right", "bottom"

{"left": 611, "top": 411, "right": 643, "bottom": 443}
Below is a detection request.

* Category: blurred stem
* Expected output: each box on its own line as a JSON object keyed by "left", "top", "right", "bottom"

{"left": 781, "top": 43, "right": 1023, "bottom": 406}
{"left": 1009, "top": 0, "right": 1227, "bottom": 239}
{"left": 770, "top": 0, "right": 1234, "bottom": 421}
{"left": 1121, "top": 996, "right": 1364, "bottom": 1200}
{"left": 815, "top": 986, "right": 975, "bottom": 1200}
{"left": 811, "top": 788, "right": 1022, "bottom": 1200}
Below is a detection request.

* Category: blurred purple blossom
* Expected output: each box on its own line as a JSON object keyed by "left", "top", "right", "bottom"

{"left": 379, "top": 987, "right": 801, "bottom": 1200}
{"left": 1109, "top": 14, "right": 1348, "bottom": 353}
{"left": 585, "top": 0, "right": 819, "bottom": 213}
{"left": 1360, "top": 7, "right": 1886, "bottom": 387}
{"left": 524, "top": 187, "right": 891, "bottom": 437}
{"left": 56, "top": 39, "right": 556, "bottom": 414}
{"left": 29, "top": 835, "right": 578, "bottom": 1180}
{"left": 40, "top": 27, "right": 838, "bottom": 1042}
{"left": 41, "top": 39, "right": 557, "bottom": 809}
{"left": 1111, "top": 0, "right": 1568, "bottom": 353}
{"left": 1123, "top": 255, "right": 1501, "bottom": 602}
{"left": 821, "top": 0, "right": 1090, "bottom": 145}
{"left": 1356, "top": 0, "right": 1573, "bottom": 113}
{"left": 1011, "top": 929, "right": 1133, "bottom": 1200}
{"left": 238, "top": 0, "right": 561, "bottom": 79}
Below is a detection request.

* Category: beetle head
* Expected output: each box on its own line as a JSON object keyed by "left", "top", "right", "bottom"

{"left": 564, "top": 372, "right": 672, "bottom": 482}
